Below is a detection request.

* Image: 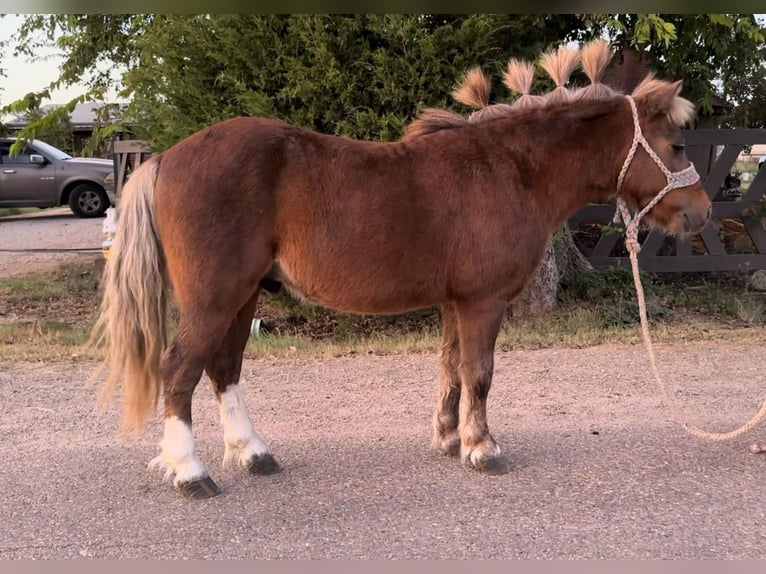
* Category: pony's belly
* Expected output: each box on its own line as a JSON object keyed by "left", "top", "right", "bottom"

{"left": 271, "top": 259, "right": 442, "bottom": 315}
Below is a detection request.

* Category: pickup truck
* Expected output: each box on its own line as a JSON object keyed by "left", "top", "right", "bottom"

{"left": 0, "top": 137, "right": 116, "bottom": 217}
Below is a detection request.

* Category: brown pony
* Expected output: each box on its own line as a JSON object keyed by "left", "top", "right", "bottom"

{"left": 93, "top": 41, "right": 711, "bottom": 499}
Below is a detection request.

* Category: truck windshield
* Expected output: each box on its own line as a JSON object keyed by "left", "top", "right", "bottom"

{"left": 30, "top": 140, "right": 73, "bottom": 160}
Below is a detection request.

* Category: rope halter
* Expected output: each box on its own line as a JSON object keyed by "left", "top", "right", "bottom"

{"left": 613, "top": 96, "right": 701, "bottom": 253}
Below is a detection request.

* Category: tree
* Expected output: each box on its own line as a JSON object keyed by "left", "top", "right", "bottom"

{"left": 721, "top": 43, "right": 766, "bottom": 127}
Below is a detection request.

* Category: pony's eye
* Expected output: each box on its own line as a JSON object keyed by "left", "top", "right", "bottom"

{"left": 671, "top": 143, "right": 685, "bottom": 153}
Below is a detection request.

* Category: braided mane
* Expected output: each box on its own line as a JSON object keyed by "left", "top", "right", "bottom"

{"left": 402, "top": 39, "right": 696, "bottom": 140}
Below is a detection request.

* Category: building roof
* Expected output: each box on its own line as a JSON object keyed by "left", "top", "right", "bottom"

{"left": 2, "top": 101, "right": 127, "bottom": 129}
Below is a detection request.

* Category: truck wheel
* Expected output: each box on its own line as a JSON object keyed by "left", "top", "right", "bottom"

{"left": 68, "top": 183, "right": 109, "bottom": 218}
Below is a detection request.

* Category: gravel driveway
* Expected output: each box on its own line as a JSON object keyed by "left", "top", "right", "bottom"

{"left": 0, "top": 208, "right": 105, "bottom": 278}
{"left": 2, "top": 343, "right": 766, "bottom": 559}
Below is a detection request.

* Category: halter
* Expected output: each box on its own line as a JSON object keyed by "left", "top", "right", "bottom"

{"left": 613, "top": 96, "right": 700, "bottom": 252}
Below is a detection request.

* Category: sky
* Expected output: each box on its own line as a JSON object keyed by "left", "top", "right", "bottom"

{"left": 0, "top": 14, "right": 109, "bottom": 105}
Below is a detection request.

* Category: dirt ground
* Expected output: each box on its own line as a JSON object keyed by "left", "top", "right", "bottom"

{"left": 2, "top": 344, "right": 766, "bottom": 558}
{"left": 2, "top": 208, "right": 766, "bottom": 558}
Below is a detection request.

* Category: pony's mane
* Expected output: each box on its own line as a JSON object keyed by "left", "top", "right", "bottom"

{"left": 402, "top": 39, "right": 696, "bottom": 140}
{"left": 452, "top": 67, "right": 491, "bottom": 109}
{"left": 401, "top": 108, "right": 468, "bottom": 141}
{"left": 504, "top": 59, "right": 545, "bottom": 110}
{"left": 452, "top": 66, "right": 517, "bottom": 123}
{"left": 575, "top": 39, "right": 617, "bottom": 101}
{"left": 539, "top": 45, "right": 580, "bottom": 105}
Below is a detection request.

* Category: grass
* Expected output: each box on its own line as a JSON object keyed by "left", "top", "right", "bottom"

{"left": 0, "top": 207, "right": 41, "bottom": 218}
{"left": 1, "top": 261, "right": 764, "bottom": 362}
{"left": 0, "top": 262, "right": 102, "bottom": 360}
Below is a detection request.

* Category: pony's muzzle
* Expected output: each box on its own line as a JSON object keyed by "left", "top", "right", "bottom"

{"left": 683, "top": 201, "right": 712, "bottom": 233}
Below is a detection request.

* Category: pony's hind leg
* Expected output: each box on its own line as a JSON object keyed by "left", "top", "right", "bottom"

{"left": 432, "top": 304, "right": 462, "bottom": 456}
{"left": 205, "top": 290, "right": 281, "bottom": 476}
{"left": 454, "top": 299, "right": 509, "bottom": 475}
{"left": 149, "top": 307, "right": 238, "bottom": 499}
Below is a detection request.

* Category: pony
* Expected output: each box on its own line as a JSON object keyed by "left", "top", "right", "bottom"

{"left": 93, "top": 41, "right": 711, "bottom": 498}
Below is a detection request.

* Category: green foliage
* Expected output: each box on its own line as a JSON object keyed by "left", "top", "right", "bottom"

{"left": 558, "top": 266, "right": 654, "bottom": 326}
{"left": 651, "top": 272, "right": 763, "bottom": 320}
{"left": 559, "top": 266, "right": 655, "bottom": 303}
{"left": 257, "top": 288, "right": 440, "bottom": 342}
{"left": 586, "top": 14, "right": 765, "bottom": 117}
{"left": 11, "top": 14, "right": 763, "bottom": 151}
{"left": 6, "top": 93, "right": 79, "bottom": 153}
{"left": 117, "top": 14, "right": 580, "bottom": 149}
{"left": 3, "top": 14, "right": 765, "bottom": 149}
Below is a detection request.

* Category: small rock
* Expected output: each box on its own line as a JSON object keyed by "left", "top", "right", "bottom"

{"left": 750, "top": 269, "right": 766, "bottom": 291}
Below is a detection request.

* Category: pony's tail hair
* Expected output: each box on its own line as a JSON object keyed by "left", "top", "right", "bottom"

{"left": 540, "top": 45, "right": 581, "bottom": 105}
{"left": 91, "top": 156, "right": 168, "bottom": 435}
{"left": 503, "top": 58, "right": 545, "bottom": 110}
{"left": 452, "top": 67, "right": 491, "bottom": 110}
{"left": 575, "top": 39, "right": 617, "bottom": 100}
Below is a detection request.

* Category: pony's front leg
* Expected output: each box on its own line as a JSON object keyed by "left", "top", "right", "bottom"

{"left": 432, "top": 304, "right": 462, "bottom": 456}
{"left": 148, "top": 343, "right": 220, "bottom": 498}
{"left": 455, "top": 300, "right": 509, "bottom": 475}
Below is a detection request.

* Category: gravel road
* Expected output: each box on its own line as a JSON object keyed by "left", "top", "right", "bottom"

{"left": 0, "top": 208, "right": 104, "bottom": 278}
{"left": 2, "top": 343, "right": 766, "bottom": 559}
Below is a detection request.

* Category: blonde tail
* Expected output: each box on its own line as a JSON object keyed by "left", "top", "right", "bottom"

{"left": 92, "top": 156, "right": 167, "bottom": 434}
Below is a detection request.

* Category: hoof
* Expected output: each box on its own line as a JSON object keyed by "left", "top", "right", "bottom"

{"left": 468, "top": 454, "right": 511, "bottom": 476}
{"left": 247, "top": 453, "right": 282, "bottom": 475}
{"left": 433, "top": 433, "right": 461, "bottom": 457}
{"left": 176, "top": 475, "right": 222, "bottom": 499}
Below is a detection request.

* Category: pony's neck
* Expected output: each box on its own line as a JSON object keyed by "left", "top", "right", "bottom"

{"left": 490, "top": 98, "right": 632, "bottom": 231}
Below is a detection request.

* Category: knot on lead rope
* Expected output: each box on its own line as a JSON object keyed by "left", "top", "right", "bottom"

{"left": 625, "top": 221, "right": 641, "bottom": 254}
{"left": 625, "top": 237, "right": 641, "bottom": 254}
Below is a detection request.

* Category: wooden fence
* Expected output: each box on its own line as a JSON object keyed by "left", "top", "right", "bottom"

{"left": 112, "top": 139, "right": 153, "bottom": 198}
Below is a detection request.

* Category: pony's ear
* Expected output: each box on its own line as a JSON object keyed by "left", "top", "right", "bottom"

{"left": 670, "top": 79, "right": 683, "bottom": 98}
{"left": 632, "top": 76, "right": 695, "bottom": 125}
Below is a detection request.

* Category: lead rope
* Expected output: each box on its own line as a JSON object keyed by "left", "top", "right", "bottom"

{"left": 617, "top": 97, "right": 766, "bottom": 447}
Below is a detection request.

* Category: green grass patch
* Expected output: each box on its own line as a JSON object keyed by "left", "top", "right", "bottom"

{"left": 1, "top": 274, "right": 67, "bottom": 302}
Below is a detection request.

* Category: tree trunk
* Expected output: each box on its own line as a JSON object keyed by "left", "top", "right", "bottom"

{"left": 508, "top": 225, "right": 593, "bottom": 319}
